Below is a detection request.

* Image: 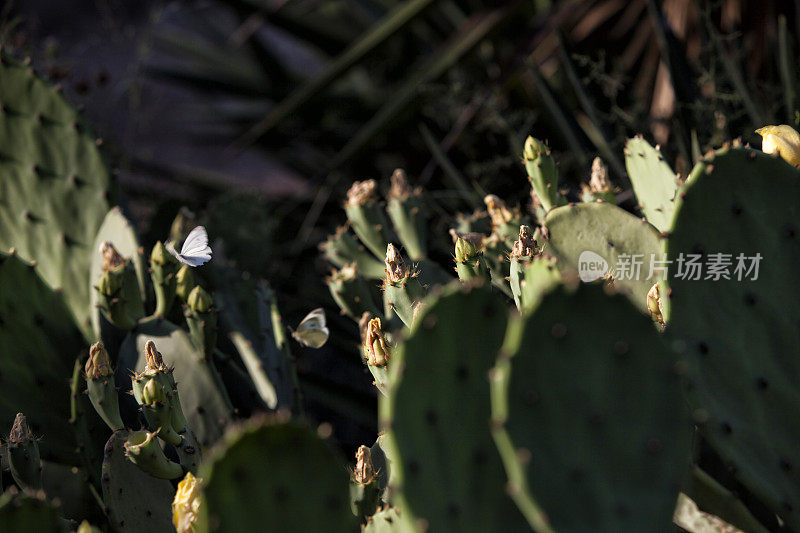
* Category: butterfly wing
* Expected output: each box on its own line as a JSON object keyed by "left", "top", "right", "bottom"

{"left": 177, "top": 226, "right": 212, "bottom": 267}
{"left": 293, "top": 308, "right": 329, "bottom": 348}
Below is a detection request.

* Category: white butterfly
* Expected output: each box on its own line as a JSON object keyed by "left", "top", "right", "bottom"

{"left": 292, "top": 308, "right": 329, "bottom": 348}
{"left": 166, "top": 225, "right": 212, "bottom": 267}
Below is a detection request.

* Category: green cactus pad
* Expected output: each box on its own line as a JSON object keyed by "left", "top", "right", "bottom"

{"left": 491, "top": 283, "right": 691, "bottom": 531}
{"left": 101, "top": 430, "right": 175, "bottom": 533}
{"left": 116, "top": 318, "right": 232, "bottom": 447}
{"left": 322, "top": 229, "right": 386, "bottom": 280}
{"left": 379, "top": 283, "right": 528, "bottom": 532}
{"left": 0, "top": 491, "right": 65, "bottom": 532}
{"left": 624, "top": 137, "right": 679, "bottom": 232}
{"left": 0, "top": 252, "right": 85, "bottom": 464}
{"left": 544, "top": 202, "right": 664, "bottom": 312}
{"left": 364, "top": 507, "right": 403, "bottom": 533}
{"left": 200, "top": 420, "right": 357, "bottom": 532}
{"left": 667, "top": 147, "right": 800, "bottom": 528}
{"left": 89, "top": 207, "right": 146, "bottom": 338}
{"left": 0, "top": 53, "right": 115, "bottom": 339}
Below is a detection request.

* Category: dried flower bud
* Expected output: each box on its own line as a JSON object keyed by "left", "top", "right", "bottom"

{"left": 511, "top": 225, "right": 537, "bottom": 258}
{"left": 365, "top": 318, "right": 390, "bottom": 367}
{"left": 100, "top": 241, "right": 124, "bottom": 271}
{"left": 346, "top": 180, "right": 379, "bottom": 207}
{"left": 484, "top": 195, "right": 513, "bottom": 227}
{"left": 756, "top": 125, "right": 800, "bottom": 167}
{"left": 384, "top": 243, "right": 408, "bottom": 283}
{"left": 353, "top": 445, "right": 375, "bottom": 485}
{"left": 173, "top": 472, "right": 204, "bottom": 533}
{"left": 144, "top": 340, "right": 168, "bottom": 374}
{"left": 388, "top": 169, "right": 415, "bottom": 199}
{"left": 589, "top": 157, "right": 611, "bottom": 193}
{"left": 86, "top": 341, "right": 113, "bottom": 379}
{"left": 187, "top": 286, "right": 213, "bottom": 314}
{"left": 9, "top": 413, "right": 33, "bottom": 443}
{"left": 647, "top": 283, "right": 665, "bottom": 328}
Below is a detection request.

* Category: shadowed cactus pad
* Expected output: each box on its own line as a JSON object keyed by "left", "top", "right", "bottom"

{"left": 0, "top": 52, "right": 115, "bottom": 339}
{"left": 491, "top": 283, "right": 691, "bottom": 531}
{"left": 101, "top": 430, "right": 175, "bottom": 533}
{"left": 200, "top": 420, "right": 357, "bottom": 532}
{"left": 380, "top": 283, "right": 528, "bottom": 532}
{"left": 667, "top": 147, "right": 800, "bottom": 529}
{"left": 0, "top": 252, "right": 85, "bottom": 464}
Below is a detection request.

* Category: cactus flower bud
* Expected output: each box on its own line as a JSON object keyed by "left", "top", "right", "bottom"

{"left": 346, "top": 179, "right": 378, "bottom": 207}
{"left": 384, "top": 243, "right": 408, "bottom": 283}
{"left": 169, "top": 207, "right": 198, "bottom": 244}
{"left": 353, "top": 445, "right": 376, "bottom": 485}
{"left": 454, "top": 237, "right": 479, "bottom": 263}
{"left": 484, "top": 195, "right": 513, "bottom": 228}
{"left": 173, "top": 472, "right": 204, "bottom": 533}
{"left": 175, "top": 265, "right": 196, "bottom": 302}
{"left": 647, "top": 283, "right": 665, "bottom": 328}
{"left": 187, "top": 286, "right": 213, "bottom": 314}
{"left": 364, "top": 318, "right": 390, "bottom": 367}
{"left": 756, "top": 125, "right": 800, "bottom": 167}
{"left": 511, "top": 225, "right": 537, "bottom": 258}
{"left": 388, "top": 168, "right": 415, "bottom": 199}
{"left": 100, "top": 241, "right": 124, "bottom": 271}
{"left": 85, "top": 341, "right": 113, "bottom": 379}
{"left": 523, "top": 136, "right": 559, "bottom": 211}
{"left": 97, "top": 269, "right": 122, "bottom": 296}
{"left": 7, "top": 412, "right": 42, "bottom": 490}
{"left": 9, "top": 412, "right": 33, "bottom": 443}
{"left": 589, "top": 157, "right": 611, "bottom": 193}
{"left": 150, "top": 240, "right": 173, "bottom": 267}
{"left": 142, "top": 378, "right": 168, "bottom": 406}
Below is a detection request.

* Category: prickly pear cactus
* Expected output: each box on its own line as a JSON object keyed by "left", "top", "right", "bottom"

{"left": 89, "top": 207, "right": 146, "bottom": 338}
{"left": 116, "top": 318, "right": 232, "bottom": 447}
{"left": 544, "top": 202, "right": 664, "bottom": 311}
{"left": 667, "top": 147, "right": 800, "bottom": 528}
{"left": 101, "top": 430, "right": 175, "bottom": 533}
{"left": 491, "top": 283, "right": 691, "bottom": 531}
{"left": 364, "top": 507, "right": 403, "bottom": 533}
{"left": 0, "top": 252, "right": 85, "bottom": 464}
{"left": 380, "top": 283, "right": 528, "bottom": 532}
{"left": 200, "top": 419, "right": 357, "bottom": 532}
{"left": 0, "top": 52, "right": 116, "bottom": 339}
{"left": 624, "top": 137, "right": 679, "bottom": 232}
{"left": 0, "top": 491, "right": 65, "bottom": 531}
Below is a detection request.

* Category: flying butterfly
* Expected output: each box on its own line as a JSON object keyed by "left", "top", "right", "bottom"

{"left": 291, "top": 308, "right": 329, "bottom": 348}
{"left": 166, "top": 225, "right": 212, "bottom": 267}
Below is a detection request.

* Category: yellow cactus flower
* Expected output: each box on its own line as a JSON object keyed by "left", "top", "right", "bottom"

{"left": 755, "top": 125, "right": 800, "bottom": 168}
{"left": 173, "top": 472, "right": 204, "bottom": 533}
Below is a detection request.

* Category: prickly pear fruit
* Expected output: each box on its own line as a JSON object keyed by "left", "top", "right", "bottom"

{"left": 382, "top": 244, "right": 425, "bottom": 328}
{"left": 6, "top": 413, "right": 42, "bottom": 491}
{"left": 523, "top": 136, "right": 559, "bottom": 211}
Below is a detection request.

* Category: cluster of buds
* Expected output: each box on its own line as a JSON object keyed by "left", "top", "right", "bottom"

{"left": 510, "top": 225, "right": 538, "bottom": 259}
